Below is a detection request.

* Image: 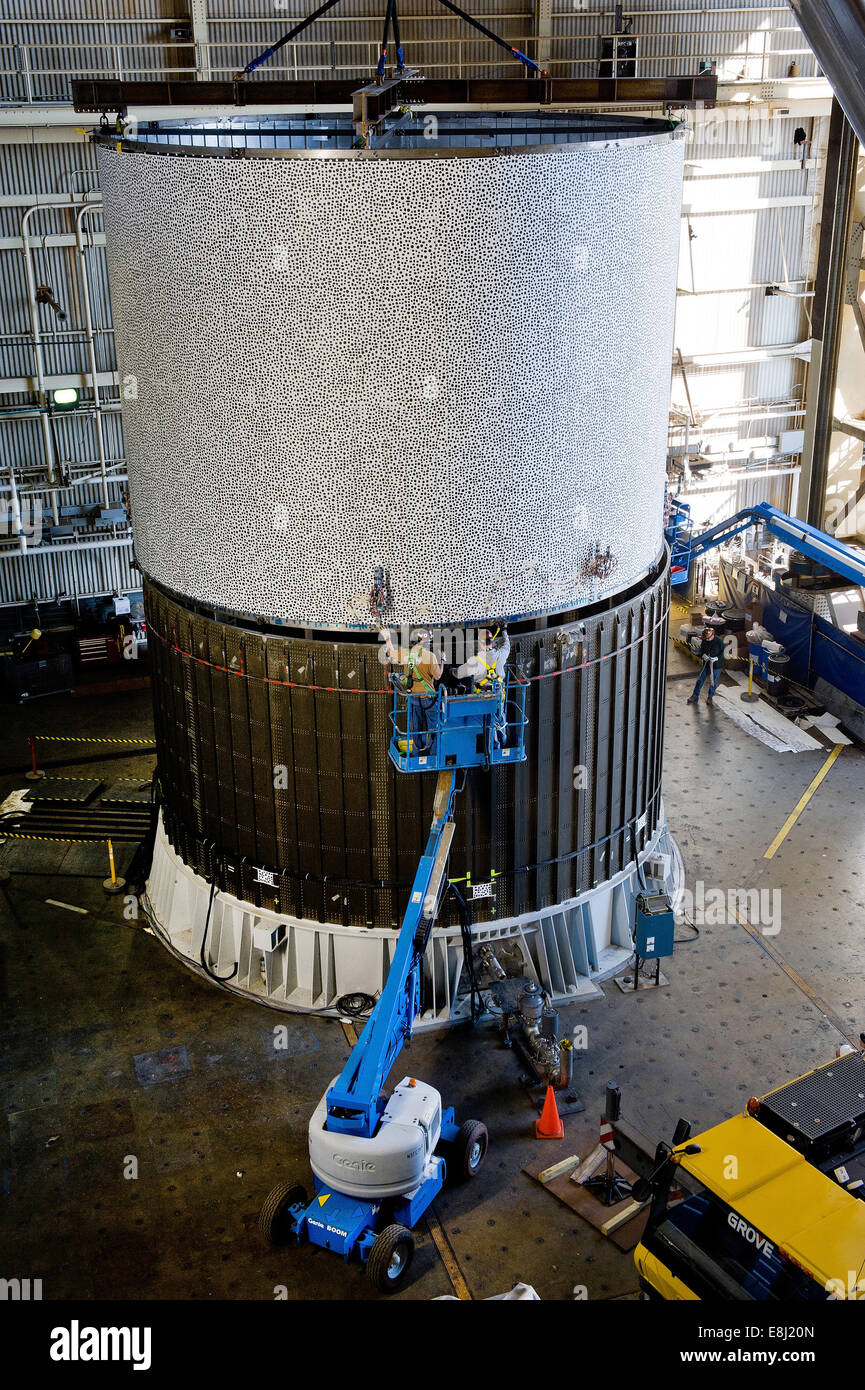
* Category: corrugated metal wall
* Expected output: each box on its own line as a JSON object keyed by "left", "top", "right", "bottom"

{"left": 552, "top": 2, "right": 817, "bottom": 82}
{"left": 0, "top": 128, "right": 130, "bottom": 607}
{"left": 1, "top": 1, "right": 816, "bottom": 93}
{"left": 681, "top": 468, "right": 797, "bottom": 530}
{"left": 671, "top": 102, "right": 822, "bottom": 514}
{"left": 0, "top": 536, "right": 135, "bottom": 606}
{"left": 1, "top": 0, "right": 187, "bottom": 103}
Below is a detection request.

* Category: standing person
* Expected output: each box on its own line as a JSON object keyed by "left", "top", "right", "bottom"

{"left": 487, "top": 628, "right": 511, "bottom": 744}
{"left": 488, "top": 626, "right": 511, "bottom": 682}
{"left": 456, "top": 628, "right": 496, "bottom": 685}
{"left": 382, "top": 627, "right": 443, "bottom": 753}
{"left": 687, "top": 624, "right": 726, "bottom": 705}
{"left": 457, "top": 626, "right": 511, "bottom": 744}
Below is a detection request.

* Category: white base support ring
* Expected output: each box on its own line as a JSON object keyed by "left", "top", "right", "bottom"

{"left": 142, "top": 811, "right": 683, "bottom": 1030}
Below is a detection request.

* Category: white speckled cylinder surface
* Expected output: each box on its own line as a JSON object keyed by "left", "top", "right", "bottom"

{"left": 97, "top": 117, "right": 685, "bottom": 629}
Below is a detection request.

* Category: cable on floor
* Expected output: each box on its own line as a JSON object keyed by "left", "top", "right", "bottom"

{"left": 336, "top": 991, "right": 377, "bottom": 1020}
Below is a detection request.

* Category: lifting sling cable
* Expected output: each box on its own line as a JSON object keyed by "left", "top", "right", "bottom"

{"left": 238, "top": 0, "right": 546, "bottom": 80}
{"left": 235, "top": 0, "right": 345, "bottom": 77}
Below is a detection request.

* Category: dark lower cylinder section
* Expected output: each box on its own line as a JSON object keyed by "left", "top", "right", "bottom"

{"left": 144, "top": 557, "right": 669, "bottom": 929}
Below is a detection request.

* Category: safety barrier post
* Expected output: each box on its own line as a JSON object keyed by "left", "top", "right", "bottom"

{"left": 740, "top": 658, "right": 759, "bottom": 704}
{"left": 25, "top": 735, "right": 43, "bottom": 781}
{"left": 103, "top": 837, "right": 127, "bottom": 896}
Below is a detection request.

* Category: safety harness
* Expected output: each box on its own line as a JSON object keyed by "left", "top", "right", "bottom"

{"left": 405, "top": 646, "right": 436, "bottom": 696}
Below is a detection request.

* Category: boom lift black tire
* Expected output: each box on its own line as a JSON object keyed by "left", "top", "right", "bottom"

{"left": 451, "top": 1119, "right": 488, "bottom": 1182}
{"left": 367, "top": 1224, "right": 415, "bottom": 1293}
{"left": 259, "top": 1182, "right": 307, "bottom": 1244}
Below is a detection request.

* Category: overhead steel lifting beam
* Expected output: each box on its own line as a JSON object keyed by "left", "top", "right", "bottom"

{"left": 71, "top": 74, "right": 717, "bottom": 114}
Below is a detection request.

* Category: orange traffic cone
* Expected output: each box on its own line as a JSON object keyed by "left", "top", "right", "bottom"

{"left": 535, "top": 1084, "right": 564, "bottom": 1140}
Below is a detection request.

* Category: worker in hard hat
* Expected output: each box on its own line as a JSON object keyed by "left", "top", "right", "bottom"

{"left": 457, "top": 626, "right": 511, "bottom": 744}
{"left": 456, "top": 626, "right": 510, "bottom": 683}
{"left": 687, "top": 624, "right": 726, "bottom": 705}
{"left": 489, "top": 627, "right": 511, "bottom": 682}
{"left": 381, "top": 627, "right": 444, "bottom": 753}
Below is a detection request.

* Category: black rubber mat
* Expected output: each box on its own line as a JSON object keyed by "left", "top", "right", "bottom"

{"left": 2, "top": 803, "right": 155, "bottom": 843}
{"left": 100, "top": 779, "right": 153, "bottom": 805}
{"left": 24, "top": 778, "right": 103, "bottom": 805}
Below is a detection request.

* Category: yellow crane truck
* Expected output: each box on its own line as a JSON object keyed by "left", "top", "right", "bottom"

{"left": 611, "top": 1050, "right": 865, "bottom": 1300}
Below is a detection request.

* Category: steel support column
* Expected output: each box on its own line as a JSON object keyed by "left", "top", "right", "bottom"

{"left": 798, "top": 99, "right": 858, "bottom": 530}
{"left": 533, "top": 0, "right": 552, "bottom": 73}
{"left": 189, "top": 0, "right": 212, "bottom": 82}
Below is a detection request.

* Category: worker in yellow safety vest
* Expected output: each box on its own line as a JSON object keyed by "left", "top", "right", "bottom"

{"left": 381, "top": 627, "right": 444, "bottom": 753}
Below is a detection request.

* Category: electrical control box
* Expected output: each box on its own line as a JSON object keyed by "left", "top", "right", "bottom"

{"left": 634, "top": 893, "right": 674, "bottom": 960}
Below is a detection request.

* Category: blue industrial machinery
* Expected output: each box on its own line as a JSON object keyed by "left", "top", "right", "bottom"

{"left": 634, "top": 893, "right": 675, "bottom": 961}
{"left": 259, "top": 673, "right": 527, "bottom": 1292}
{"left": 619, "top": 891, "right": 675, "bottom": 993}
{"left": 665, "top": 495, "right": 693, "bottom": 584}
{"left": 664, "top": 500, "right": 865, "bottom": 591}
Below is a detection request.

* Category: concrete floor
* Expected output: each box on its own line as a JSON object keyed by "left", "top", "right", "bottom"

{"left": 1, "top": 629, "right": 863, "bottom": 1302}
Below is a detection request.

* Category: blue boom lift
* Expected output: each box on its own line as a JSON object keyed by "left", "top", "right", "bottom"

{"left": 259, "top": 667, "right": 528, "bottom": 1292}
{"left": 666, "top": 499, "right": 865, "bottom": 590}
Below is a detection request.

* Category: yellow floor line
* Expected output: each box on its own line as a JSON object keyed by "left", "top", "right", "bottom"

{"left": 763, "top": 744, "right": 843, "bottom": 859}
{"left": 426, "top": 1206, "right": 472, "bottom": 1300}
